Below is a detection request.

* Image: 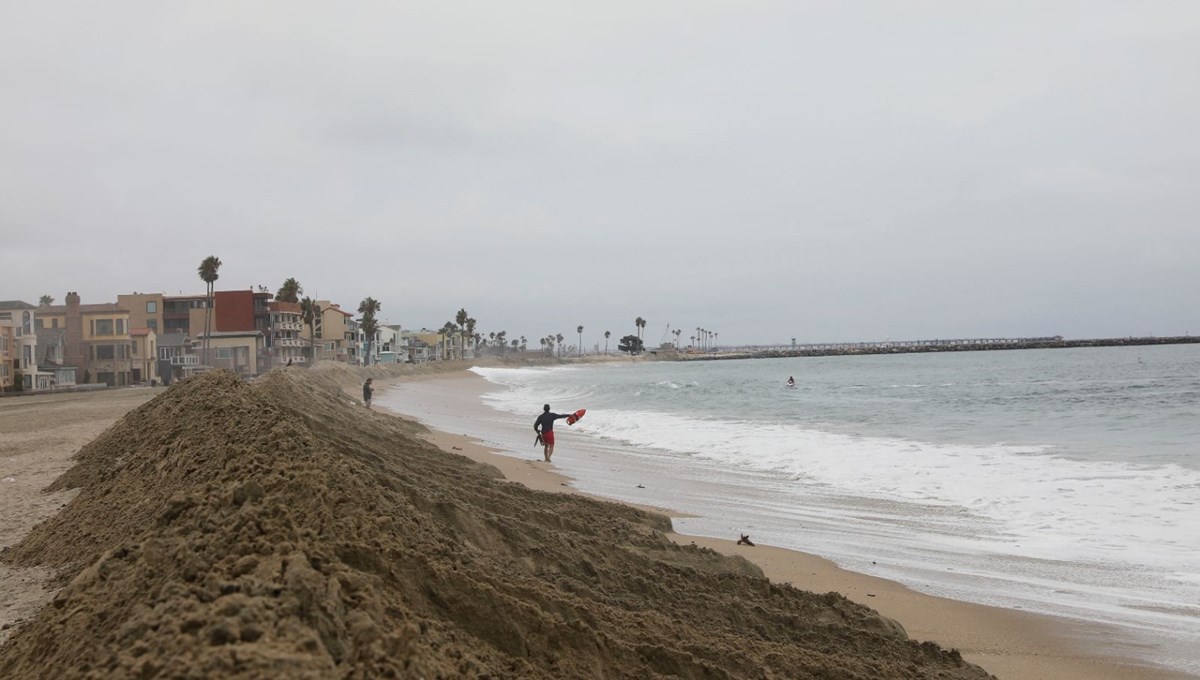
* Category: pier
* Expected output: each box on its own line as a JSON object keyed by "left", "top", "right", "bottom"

{"left": 670, "top": 335, "right": 1199, "bottom": 361}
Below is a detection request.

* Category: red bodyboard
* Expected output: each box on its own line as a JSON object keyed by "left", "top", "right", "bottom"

{"left": 566, "top": 408, "right": 586, "bottom": 425}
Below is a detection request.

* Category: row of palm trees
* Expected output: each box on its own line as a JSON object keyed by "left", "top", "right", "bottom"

{"left": 197, "top": 258, "right": 721, "bottom": 366}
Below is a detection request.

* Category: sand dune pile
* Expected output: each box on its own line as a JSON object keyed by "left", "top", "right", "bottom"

{"left": 1, "top": 369, "right": 993, "bottom": 678}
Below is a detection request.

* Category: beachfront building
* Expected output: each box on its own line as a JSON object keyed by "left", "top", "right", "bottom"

{"left": 372, "top": 325, "right": 407, "bottom": 364}
{"left": 401, "top": 329, "right": 443, "bottom": 363}
{"left": 268, "top": 300, "right": 306, "bottom": 367}
{"left": 35, "top": 328, "right": 76, "bottom": 388}
{"left": 0, "top": 318, "right": 13, "bottom": 390}
{"left": 0, "top": 301, "right": 38, "bottom": 390}
{"left": 162, "top": 294, "right": 209, "bottom": 336}
{"left": 212, "top": 290, "right": 271, "bottom": 370}
{"left": 156, "top": 333, "right": 199, "bottom": 386}
{"left": 302, "top": 301, "right": 352, "bottom": 362}
{"left": 201, "top": 331, "right": 265, "bottom": 377}
{"left": 117, "top": 293, "right": 165, "bottom": 334}
{"left": 129, "top": 328, "right": 158, "bottom": 384}
{"left": 35, "top": 293, "right": 134, "bottom": 386}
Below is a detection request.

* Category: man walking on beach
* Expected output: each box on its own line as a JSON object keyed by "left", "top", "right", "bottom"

{"left": 534, "top": 404, "right": 570, "bottom": 462}
{"left": 363, "top": 378, "right": 374, "bottom": 409}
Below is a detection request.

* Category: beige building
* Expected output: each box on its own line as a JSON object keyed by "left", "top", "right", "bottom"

{"left": 130, "top": 328, "right": 158, "bottom": 384}
{"left": 0, "top": 321, "right": 13, "bottom": 390}
{"left": 0, "top": 301, "right": 39, "bottom": 389}
{"left": 205, "top": 331, "right": 265, "bottom": 376}
{"left": 301, "top": 301, "right": 352, "bottom": 362}
{"left": 118, "top": 293, "right": 165, "bottom": 335}
{"left": 38, "top": 294, "right": 134, "bottom": 386}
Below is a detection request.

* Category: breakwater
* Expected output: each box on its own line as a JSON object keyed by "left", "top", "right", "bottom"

{"left": 671, "top": 335, "right": 1200, "bottom": 361}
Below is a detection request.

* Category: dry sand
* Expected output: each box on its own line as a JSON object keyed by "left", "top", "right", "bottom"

{"left": 0, "top": 361, "right": 1189, "bottom": 678}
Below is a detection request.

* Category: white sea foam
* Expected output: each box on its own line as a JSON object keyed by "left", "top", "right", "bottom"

{"left": 470, "top": 362, "right": 1200, "bottom": 671}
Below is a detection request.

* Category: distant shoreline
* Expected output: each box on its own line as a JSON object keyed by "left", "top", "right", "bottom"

{"left": 667, "top": 335, "right": 1200, "bottom": 361}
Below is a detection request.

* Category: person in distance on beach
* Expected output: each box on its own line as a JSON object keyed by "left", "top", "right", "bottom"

{"left": 363, "top": 378, "right": 374, "bottom": 409}
{"left": 534, "top": 404, "right": 571, "bottom": 462}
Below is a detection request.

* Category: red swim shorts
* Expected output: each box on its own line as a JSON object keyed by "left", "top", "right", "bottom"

{"left": 541, "top": 431, "right": 555, "bottom": 446}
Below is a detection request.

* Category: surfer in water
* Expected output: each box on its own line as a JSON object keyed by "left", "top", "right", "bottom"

{"left": 534, "top": 404, "right": 571, "bottom": 462}
{"left": 786, "top": 376, "right": 796, "bottom": 388}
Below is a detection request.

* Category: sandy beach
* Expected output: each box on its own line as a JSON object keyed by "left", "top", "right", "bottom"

{"left": 384, "top": 369, "right": 1194, "bottom": 680}
{"left": 0, "top": 362, "right": 1192, "bottom": 678}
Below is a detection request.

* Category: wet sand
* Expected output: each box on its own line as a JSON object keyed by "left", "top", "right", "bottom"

{"left": 388, "top": 370, "right": 1193, "bottom": 680}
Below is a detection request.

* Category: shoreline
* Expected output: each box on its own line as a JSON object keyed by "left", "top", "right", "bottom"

{"left": 379, "top": 369, "right": 1194, "bottom": 680}
{"left": 1, "top": 363, "right": 1191, "bottom": 678}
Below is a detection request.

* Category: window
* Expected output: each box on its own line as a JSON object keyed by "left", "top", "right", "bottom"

{"left": 217, "top": 348, "right": 233, "bottom": 359}
{"left": 22, "top": 311, "right": 31, "bottom": 334}
{"left": 35, "top": 318, "right": 44, "bottom": 330}
{"left": 117, "top": 319, "right": 126, "bottom": 335}
{"left": 23, "top": 345, "right": 32, "bottom": 368}
{"left": 95, "top": 345, "right": 115, "bottom": 360}
{"left": 147, "top": 319, "right": 157, "bottom": 331}
{"left": 52, "top": 318, "right": 59, "bottom": 329}
{"left": 147, "top": 301, "right": 157, "bottom": 313}
{"left": 131, "top": 341, "right": 138, "bottom": 356}
{"left": 94, "top": 319, "right": 114, "bottom": 336}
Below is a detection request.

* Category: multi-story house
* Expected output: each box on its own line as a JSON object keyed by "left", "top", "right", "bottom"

{"left": 0, "top": 301, "right": 40, "bottom": 390}
{"left": 37, "top": 293, "right": 134, "bottom": 386}
{"left": 156, "top": 333, "right": 199, "bottom": 386}
{"left": 118, "top": 293, "right": 165, "bottom": 334}
{"left": 401, "top": 329, "right": 444, "bottom": 363}
{"left": 162, "top": 294, "right": 208, "bottom": 336}
{"left": 0, "top": 318, "right": 14, "bottom": 390}
{"left": 35, "top": 328, "right": 76, "bottom": 387}
{"left": 209, "top": 290, "right": 271, "bottom": 370}
{"left": 268, "top": 301, "right": 306, "bottom": 366}
{"left": 302, "top": 301, "right": 352, "bottom": 362}
{"left": 129, "top": 328, "right": 158, "bottom": 384}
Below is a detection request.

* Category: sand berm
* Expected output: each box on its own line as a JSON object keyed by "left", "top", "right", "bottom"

{"left": 0, "top": 365, "right": 993, "bottom": 679}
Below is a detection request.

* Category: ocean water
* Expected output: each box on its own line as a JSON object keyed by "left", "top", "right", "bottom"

{"left": 385, "top": 344, "right": 1200, "bottom": 674}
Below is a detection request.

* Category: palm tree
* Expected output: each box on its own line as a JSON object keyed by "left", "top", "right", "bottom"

{"left": 635, "top": 317, "right": 646, "bottom": 340}
{"left": 197, "top": 255, "right": 222, "bottom": 365}
{"left": 577, "top": 325, "right": 584, "bottom": 356}
{"left": 38, "top": 295, "right": 54, "bottom": 306}
{"left": 357, "top": 297, "right": 381, "bottom": 366}
{"left": 300, "top": 297, "right": 320, "bottom": 359}
{"left": 275, "top": 278, "right": 302, "bottom": 303}
{"left": 466, "top": 317, "right": 477, "bottom": 358}
{"left": 519, "top": 336, "right": 527, "bottom": 351}
{"left": 604, "top": 330, "right": 610, "bottom": 355}
{"left": 674, "top": 328, "right": 682, "bottom": 349}
{"left": 690, "top": 335, "right": 695, "bottom": 348}
{"left": 556, "top": 333, "right": 564, "bottom": 358}
{"left": 455, "top": 308, "right": 468, "bottom": 360}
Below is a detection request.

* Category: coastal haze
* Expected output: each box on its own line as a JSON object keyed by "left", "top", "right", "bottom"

{"left": 4, "top": 2, "right": 1199, "bottom": 344}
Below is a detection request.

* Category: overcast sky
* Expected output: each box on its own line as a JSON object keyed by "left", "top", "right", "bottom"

{"left": 3, "top": 2, "right": 1198, "bottom": 346}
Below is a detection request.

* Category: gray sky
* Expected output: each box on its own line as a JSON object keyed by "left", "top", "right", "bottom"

{"left": 4, "top": 2, "right": 1198, "bottom": 346}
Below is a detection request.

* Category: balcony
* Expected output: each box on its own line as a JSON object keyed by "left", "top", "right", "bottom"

{"left": 277, "top": 338, "right": 307, "bottom": 348}
{"left": 275, "top": 322, "right": 303, "bottom": 331}
{"left": 170, "top": 355, "right": 199, "bottom": 366}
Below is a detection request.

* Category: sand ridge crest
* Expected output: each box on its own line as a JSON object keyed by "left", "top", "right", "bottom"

{"left": 0, "top": 368, "right": 993, "bottom": 678}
